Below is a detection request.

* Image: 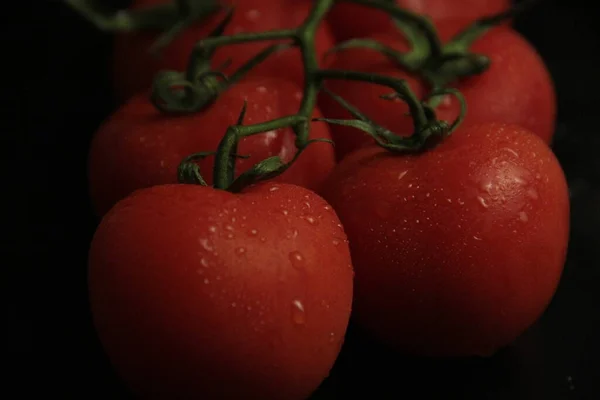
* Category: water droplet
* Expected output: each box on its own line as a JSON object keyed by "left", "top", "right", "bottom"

{"left": 269, "top": 186, "right": 280, "bottom": 192}
{"left": 199, "top": 238, "right": 214, "bottom": 251}
{"left": 235, "top": 247, "right": 246, "bottom": 256}
{"left": 225, "top": 225, "right": 234, "bottom": 231}
{"left": 324, "top": 205, "right": 331, "bottom": 211}
{"left": 527, "top": 188, "right": 539, "bottom": 200}
{"left": 304, "top": 216, "right": 317, "bottom": 225}
{"left": 200, "top": 258, "right": 209, "bottom": 268}
{"left": 248, "top": 229, "right": 258, "bottom": 236}
{"left": 260, "top": 237, "right": 267, "bottom": 243}
{"left": 408, "top": 183, "right": 413, "bottom": 188}
{"left": 447, "top": 198, "right": 452, "bottom": 203}
{"left": 231, "top": 217, "right": 236, "bottom": 223}
{"left": 231, "top": 302, "right": 236, "bottom": 308}
{"left": 257, "top": 86, "right": 267, "bottom": 93}
{"left": 502, "top": 147, "right": 519, "bottom": 157}
{"left": 329, "top": 332, "right": 336, "bottom": 343}
{"left": 226, "top": 232, "right": 235, "bottom": 240}
{"left": 398, "top": 170, "right": 408, "bottom": 180}
{"left": 286, "top": 229, "right": 299, "bottom": 239}
{"left": 246, "top": 9, "right": 260, "bottom": 21}
{"left": 289, "top": 251, "right": 305, "bottom": 269}
{"left": 304, "top": 201, "right": 311, "bottom": 209}
{"left": 473, "top": 235, "right": 483, "bottom": 241}
{"left": 519, "top": 211, "right": 528, "bottom": 222}
{"left": 332, "top": 239, "right": 340, "bottom": 246}
{"left": 203, "top": 278, "right": 210, "bottom": 284}
{"left": 426, "top": 193, "right": 430, "bottom": 197}
{"left": 457, "top": 198, "right": 465, "bottom": 205}
{"left": 477, "top": 196, "right": 489, "bottom": 208}
{"left": 282, "top": 209, "right": 289, "bottom": 216}
{"left": 208, "top": 226, "right": 217, "bottom": 233}
{"left": 291, "top": 299, "right": 306, "bottom": 325}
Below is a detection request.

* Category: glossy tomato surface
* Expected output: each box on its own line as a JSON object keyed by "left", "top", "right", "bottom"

{"left": 114, "top": 0, "right": 334, "bottom": 101}
{"left": 88, "top": 77, "right": 335, "bottom": 216}
{"left": 320, "top": 123, "right": 570, "bottom": 357}
{"left": 326, "top": 0, "right": 510, "bottom": 41}
{"left": 88, "top": 182, "right": 353, "bottom": 399}
{"left": 319, "top": 22, "right": 556, "bottom": 160}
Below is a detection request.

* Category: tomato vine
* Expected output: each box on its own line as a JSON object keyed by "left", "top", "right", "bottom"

{"left": 66, "top": 0, "right": 538, "bottom": 192}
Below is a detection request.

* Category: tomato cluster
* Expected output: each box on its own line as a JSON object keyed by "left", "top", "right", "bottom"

{"left": 82, "top": 0, "right": 569, "bottom": 398}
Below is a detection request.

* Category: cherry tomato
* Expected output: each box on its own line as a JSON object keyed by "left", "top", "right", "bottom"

{"left": 319, "top": 122, "right": 569, "bottom": 357}
{"left": 89, "top": 182, "right": 353, "bottom": 399}
{"left": 327, "top": 0, "right": 510, "bottom": 41}
{"left": 319, "top": 22, "right": 556, "bottom": 160}
{"left": 114, "top": 0, "right": 334, "bottom": 102}
{"left": 88, "top": 77, "right": 335, "bottom": 216}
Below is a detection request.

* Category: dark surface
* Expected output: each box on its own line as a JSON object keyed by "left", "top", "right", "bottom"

{"left": 13, "top": 0, "right": 599, "bottom": 398}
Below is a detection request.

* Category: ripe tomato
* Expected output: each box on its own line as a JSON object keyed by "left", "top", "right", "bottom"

{"left": 114, "top": 0, "right": 334, "bottom": 102}
{"left": 319, "top": 21, "right": 555, "bottom": 160}
{"left": 326, "top": 0, "right": 510, "bottom": 41}
{"left": 88, "top": 77, "right": 335, "bottom": 216}
{"left": 89, "top": 182, "right": 354, "bottom": 399}
{"left": 319, "top": 123, "right": 569, "bottom": 357}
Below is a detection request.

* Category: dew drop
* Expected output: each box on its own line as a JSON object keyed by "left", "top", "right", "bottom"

{"left": 473, "top": 235, "right": 483, "bottom": 241}
{"left": 329, "top": 332, "right": 336, "bottom": 343}
{"left": 231, "top": 302, "right": 237, "bottom": 308}
{"left": 199, "top": 238, "right": 214, "bottom": 251}
{"left": 291, "top": 299, "right": 306, "bottom": 325}
{"left": 477, "top": 196, "right": 489, "bottom": 208}
{"left": 447, "top": 198, "right": 452, "bottom": 203}
{"left": 225, "top": 225, "right": 234, "bottom": 231}
{"left": 289, "top": 251, "right": 305, "bottom": 269}
{"left": 332, "top": 239, "right": 340, "bottom": 246}
{"left": 282, "top": 209, "right": 289, "bottom": 216}
{"left": 304, "top": 216, "right": 317, "bottom": 225}
{"left": 269, "top": 186, "right": 280, "bottom": 192}
{"left": 457, "top": 198, "right": 465, "bottom": 205}
{"left": 203, "top": 278, "right": 210, "bottom": 284}
{"left": 260, "top": 237, "right": 267, "bottom": 243}
{"left": 286, "top": 229, "right": 299, "bottom": 240}
{"left": 235, "top": 247, "right": 246, "bottom": 256}
{"left": 248, "top": 229, "right": 258, "bottom": 236}
{"left": 226, "top": 232, "right": 235, "bottom": 240}
{"left": 208, "top": 226, "right": 217, "bottom": 233}
{"left": 324, "top": 205, "right": 331, "bottom": 211}
{"left": 519, "top": 211, "right": 529, "bottom": 222}
{"left": 398, "top": 170, "right": 408, "bottom": 180}
{"left": 200, "top": 258, "right": 209, "bottom": 268}
{"left": 527, "top": 188, "right": 539, "bottom": 200}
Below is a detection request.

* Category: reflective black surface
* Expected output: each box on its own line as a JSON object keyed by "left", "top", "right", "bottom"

{"left": 14, "top": 0, "right": 599, "bottom": 398}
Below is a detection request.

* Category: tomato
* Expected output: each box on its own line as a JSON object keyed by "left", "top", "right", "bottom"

{"left": 319, "top": 21, "right": 555, "bottom": 160}
{"left": 114, "top": 0, "right": 334, "bottom": 102}
{"left": 88, "top": 182, "right": 353, "bottom": 399}
{"left": 326, "top": 0, "right": 510, "bottom": 41}
{"left": 88, "top": 77, "right": 335, "bottom": 216}
{"left": 319, "top": 123, "right": 569, "bottom": 357}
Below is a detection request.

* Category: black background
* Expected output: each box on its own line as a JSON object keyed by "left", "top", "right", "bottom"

{"left": 11, "top": 0, "right": 599, "bottom": 398}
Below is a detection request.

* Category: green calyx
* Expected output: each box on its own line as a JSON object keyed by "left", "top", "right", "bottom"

{"left": 68, "top": 0, "right": 538, "bottom": 193}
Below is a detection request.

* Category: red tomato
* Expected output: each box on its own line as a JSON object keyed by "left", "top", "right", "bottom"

{"left": 327, "top": 0, "right": 510, "bottom": 41}
{"left": 89, "top": 182, "right": 353, "bottom": 399}
{"left": 319, "top": 22, "right": 555, "bottom": 160}
{"left": 114, "top": 0, "right": 334, "bottom": 102}
{"left": 319, "top": 123, "right": 569, "bottom": 357}
{"left": 88, "top": 77, "right": 335, "bottom": 216}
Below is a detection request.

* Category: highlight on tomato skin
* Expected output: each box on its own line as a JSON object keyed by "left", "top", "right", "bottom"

{"left": 88, "top": 182, "right": 354, "bottom": 400}
{"left": 319, "top": 122, "right": 570, "bottom": 357}
{"left": 87, "top": 77, "right": 336, "bottom": 217}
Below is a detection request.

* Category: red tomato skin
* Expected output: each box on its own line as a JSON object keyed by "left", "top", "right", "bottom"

{"left": 88, "top": 182, "right": 353, "bottom": 399}
{"left": 318, "top": 32, "right": 424, "bottom": 161}
{"left": 88, "top": 77, "right": 336, "bottom": 216}
{"left": 327, "top": 0, "right": 510, "bottom": 41}
{"left": 319, "top": 123, "right": 569, "bottom": 357}
{"left": 318, "top": 23, "right": 556, "bottom": 159}
{"left": 114, "top": 0, "right": 334, "bottom": 102}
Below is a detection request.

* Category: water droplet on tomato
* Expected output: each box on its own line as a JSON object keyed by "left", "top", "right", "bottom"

{"left": 282, "top": 209, "right": 289, "bottom": 216}
{"left": 260, "top": 237, "right": 267, "bottom": 243}
{"left": 291, "top": 299, "right": 306, "bottom": 325}
{"left": 231, "top": 302, "right": 236, "bottom": 308}
{"left": 286, "top": 229, "right": 299, "bottom": 239}
{"left": 527, "top": 188, "right": 539, "bottom": 200}
{"left": 200, "top": 258, "right": 209, "bottom": 268}
{"left": 324, "top": 205, "right": 331, "bottom": 211}
{"left": 269, "top": 186, "right": 280, "bottom": 192}
{"left": 199, "top": 238, "right": 214, "bottom": 251}
{"left": 329, "top": 332, "right": 336, "bottom": 343}
{"left": 226, "top": 233, "right": 235, "bottom": 240}
{"left": 235, "top": 247, "right": 246, "bottom": 256}
{"left": 304, "top": 216, "right": 317, "bottom": 225}
{"left": 208, "top": 226, "right": 217, "bottom": 233}
{"left": 332, "top": 239, "right": 340, "bottom": 246}
{"left": 289, "top": 251, "right": 304, "bottom": 269}
{"left": 203, "top": 278, "right": 210, "bottom": 284}
{"left": 473, "top": 235, "right": 483, "bottom": 241}
{"left": 477, "top": 196, "right": 489, "bottom": 208}
{"left": 398, "top": 170, "right": 408, "bottom": 180}
{"left": 501, "top": 147, "right": 519, "bottom": 157}
{"left": 225, "top": 225, "right": 234, "bottom": 231}
{"left": 519, "top": 211, "right": 528, "bottom": 222}
{"left": 248, "top": 229, "right": 258, "bottom": 236}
